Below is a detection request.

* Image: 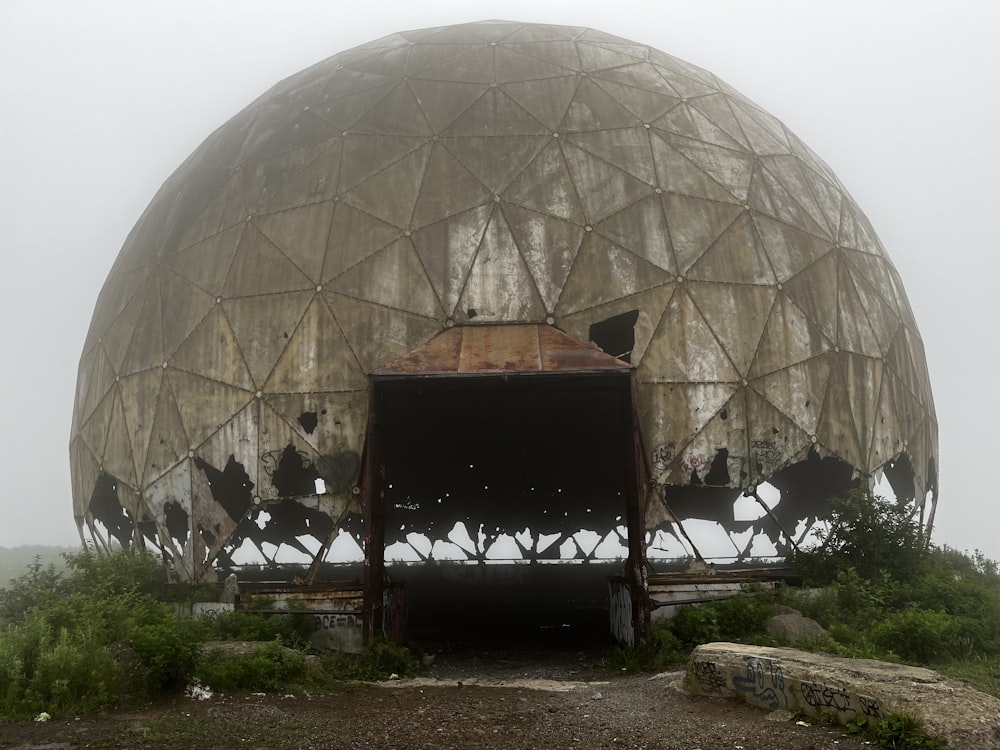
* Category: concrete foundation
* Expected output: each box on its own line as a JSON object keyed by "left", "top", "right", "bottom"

{"left": 685, "top": 642, "right": 1000, "bottom": 750}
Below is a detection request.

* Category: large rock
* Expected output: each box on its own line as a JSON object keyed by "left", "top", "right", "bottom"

{"left": 685, "top": 642, "right": 1000, "bottom": 750}
{"left": 765, "top": 610, "right": 830, "bottom": 642}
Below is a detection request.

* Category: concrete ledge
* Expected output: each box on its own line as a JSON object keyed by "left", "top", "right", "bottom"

{"left": 685, "top": 643, "right": 1000, "bottom": 750}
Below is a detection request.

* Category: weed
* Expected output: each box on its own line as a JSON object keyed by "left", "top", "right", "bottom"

{"left": 874, "top": 711, "right": 951, "bottom": 749}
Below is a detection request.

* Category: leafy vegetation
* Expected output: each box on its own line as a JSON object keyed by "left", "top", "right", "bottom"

{"left": 0, "top": 549, "right": 420, "bottom": 720}
{"left": 620, "top": 489, "right": 1000, "bottom": 748}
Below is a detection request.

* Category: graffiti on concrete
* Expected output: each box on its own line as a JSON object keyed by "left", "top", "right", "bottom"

{"left": 690, "top": 660, "right": 727, "bottom": 690}
{"left": 314, "top": 613, "right": 361, "bottom": 630}
{"left": 609, "top": 579, "right": 633, "bottom": 647}
{"left": 693, "top": 655, "right": 887, "bottom": 721}
{"left": 858, "top": 695, "right": 885, "bottom": 720}
{"left": 800, "top": 681, "right": 852, "bottom": 712}
{"left": 732, "top": 656, "right": 786, "bottom": 710}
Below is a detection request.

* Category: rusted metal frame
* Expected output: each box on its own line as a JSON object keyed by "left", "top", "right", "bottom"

{"left": 623, "top": 371, "right": 652, "bottom": 649}
{"left": 361, "top": 386, "right": 386, "bottom": 645}
{"left": 304, "top": 500, "right": 357, "bottom": 585}
{"left": 750, "top": 489, "right": 801, "bottom": 554}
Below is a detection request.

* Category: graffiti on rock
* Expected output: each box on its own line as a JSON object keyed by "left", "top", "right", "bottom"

{"left": 691, "top": 660, "right": 728, "bottom": 690}
{"left": 732, "top": 657, "right": 786, "bottom": 710}
{"left": 800, "top": 681, "right": 852, "bottom": 712}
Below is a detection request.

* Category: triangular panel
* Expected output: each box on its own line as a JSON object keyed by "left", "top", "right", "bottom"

{"left": 841, "top": 353, "right": 882, "bottom": 467}
{"left": 265, "top": 390, "right": 368, "bottom": 459}
{"left": 744, "top": 388, "right": 812, "bottom": 481}
{"left": 594, "top": 195, "right": 673, "bottom": 272}
{"left": 501, "top": 75, "right": 579, "bottom": 131}
{"left": 143, "top": 381, "right": 191, "bottom": 485}
{"left": 254, "top": 202, "right": 335, "bottom": 283}
{"left": 590, "top": 77, "right": 679, "bottom": 123}
{"left": 165, "top": 224, "right": 244, "bottom": 297}
{"left": 687, "top": 211, "right": 775, "bottom": 285}
{"left": 638, "top": 286, "right": 739, "bottom": 383}
{"left": 688, "top": 282, "right": 775, "bottom": 377}
{"left": 815, "top": 356, "right": 865, "bottom": 469}
{"left": 440, "top": 135, "right": 549, "bottom": 194}
{"left": 457, "top": 209, "right": 547, "bottom": 322}
{"left": 167, "top": 369, "right": 255, "bottom": 451}
{"left": 561, "top": 141, "right": 653, "bottom": 223}
{"left": 749, "top": 355, "right": 833, "bottom": 437}
{"left": 222, "top": 225, "right": 313, "bottom": 297}
{"left": 411, "top": 204, "right": 492, "bottom": 317}
{"left": 338, "top": 134, "right": 425, "bottom": 192}
{"left": 103, "top": 390, "right": 137, "bottom": 487}
{"left": 351, "top": 83, "right": 432, "bottom": 136}
{"left": 223, "top": 290, "right": 314, "bottom": 388}
{"left": 556, "top": 233, "right": 672, "bottom": 316}
{"left": 566, "top": 127, "right": 656, "bottom": 185}
{"left": 561, "top": 77, "right": 642, "bottom": 132}
{"left": 753, "top": 214, "right": 834, "bottom": 282}
{"left": 343, "top": 143, "right": 431, "bottom": 228}
{"left": 158, "top": 269, "right": 216, "bottom": 357}
{"left": 171, "top": 305, "right": 254, "bottom": 390}
{"left": 503, "top": 139, "right": 584, "bottom": 223}
{"left": 411, "top": 144, "right": 494, "bottom": 227}
{"left": 503, "top": 203, "right": 586, "bottom": 311}
{"left": 443, "top": 87, "right": 551, "bottom": 137}
{"left": 649, "top": 134, "right": 741, "bottom": 203}
{"left": 119, "top": 276, "right": 164, "bottom": 376}
{"left": 264, "top": 295, "right": 369, "bottom": 393}
{"left": 662, "top": 193, "right": 743, "bottom": 274}
{"left": 321, "top": 202, "right": 401, "bottom": 282}
{"left": 748, "top": 293, "right": 833, "bottom": 379}
{"left": 837, "top": 261, "right": 883, "bottom": 356}
{"left": 326, "top": 292, "right": 443, "bottom": 372}
{"left": 559, "top": 283, "right": 675, "bottom": 367}
{"left": 118, "top": 368, "right": 165, "bottom": 485}
{"left": 781, "top": 250, "right": 839, "bottom": 343}
{"left": 329, "top": 237, "right": 444, "bottom": 319}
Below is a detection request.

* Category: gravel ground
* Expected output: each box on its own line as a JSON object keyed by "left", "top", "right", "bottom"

{"left": 0, "top": 650, "right": 872, "bottom": 750}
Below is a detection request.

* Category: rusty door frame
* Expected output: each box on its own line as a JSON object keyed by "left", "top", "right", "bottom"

{"left": 360, "top": 328, "right": 650, "bottom": 646}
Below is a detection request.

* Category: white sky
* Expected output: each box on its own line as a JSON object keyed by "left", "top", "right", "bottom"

{"left": 1, "top": 1, "right": 997, "bottom": 558}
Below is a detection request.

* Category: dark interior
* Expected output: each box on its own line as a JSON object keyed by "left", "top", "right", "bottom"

{"left": 373, "top": 372, "right": 634, "bottom": 646}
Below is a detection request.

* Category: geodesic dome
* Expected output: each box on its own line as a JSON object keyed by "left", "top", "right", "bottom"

{"left": 70, "top": 20, "right": 937, "bottom": 580}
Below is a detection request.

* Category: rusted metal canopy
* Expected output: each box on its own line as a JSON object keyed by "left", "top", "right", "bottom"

{"left": 374, "top": 324, "right": 632, "bottom": 377}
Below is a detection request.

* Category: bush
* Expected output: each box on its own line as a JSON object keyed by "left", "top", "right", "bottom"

{"left": 131, "top": 621, "right": 200, "bottom": 692}
{"left": 870, "top": 608, "right": 965, "bottom": 664}
{"left": 874, "top": 711, "right": 949, "bottom": 750}
{"left": 667, "top": 604, "right": 721, "bottom": 649}
{"left": 790, "top": 489, "right": 928, "bottom": 586}
{"left": 320, "top": 639, "right": 422, "bottom": 681}
{"left": 196, "top": 642, "right": 308, "bottom": 691}
{"left": 208, "top": 610, "right": 314, "bottom": 648}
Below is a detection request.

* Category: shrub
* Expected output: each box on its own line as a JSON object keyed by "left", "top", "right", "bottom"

{"left": 874, "top": 711, "right": 949, "bottom": 749}
{"left": 790, "top": 489, "right": 928, "bottom": 586}
{"left": 320, "top": 639, "right": 422, "bottom": 681}
{"left": 713, "top": 589, "right": 775, "bottom": 639}
{"left": 208, "top": 610, "right": 314, "bottom": 648}
{"left": 667, "top": 604, "right": 721, "bottom": 649}
{"left": 131, "top": 621, "right": 200, "bottom": 692}
{"left": 196, "top": 642, "right": 308, "bottom": 691}
{"left": 870, "top": 608, "right": 964, "bottom": 664}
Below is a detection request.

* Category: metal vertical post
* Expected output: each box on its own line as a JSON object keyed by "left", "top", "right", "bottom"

{"left": 361, "top": 386, "right": 385, "bottom": 644}
{"left": 623, "top": 372, "right": 651, "bottom": 648}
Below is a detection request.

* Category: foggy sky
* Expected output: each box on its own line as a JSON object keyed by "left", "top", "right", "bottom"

{"left": 1, "top": 1, "right": 997, "bottom": 557}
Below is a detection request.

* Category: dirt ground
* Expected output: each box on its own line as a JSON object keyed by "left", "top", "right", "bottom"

{"left": 0, "top": 650, "right": 872, "bottom": 750}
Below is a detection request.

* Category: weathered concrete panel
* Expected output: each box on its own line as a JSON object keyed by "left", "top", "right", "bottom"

{"left": 687, "top": 643, "right": 1000, "bottom": 750}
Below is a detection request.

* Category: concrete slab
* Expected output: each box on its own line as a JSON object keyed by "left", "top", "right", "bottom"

{"left": 685, "top": 642, "right": 1000, "bottom": 750}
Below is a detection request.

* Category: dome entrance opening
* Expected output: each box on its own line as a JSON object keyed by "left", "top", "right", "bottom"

{"left": 365, "top": 325, "right": 645, "bottom": 647}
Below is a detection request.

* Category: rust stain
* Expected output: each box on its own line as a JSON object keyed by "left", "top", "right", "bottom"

{"left": 375, "top": 324, "right": 632, "bottom": 376}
